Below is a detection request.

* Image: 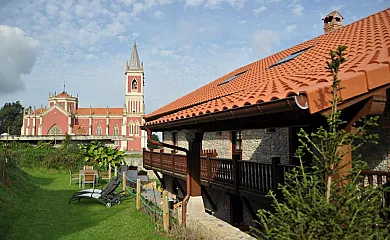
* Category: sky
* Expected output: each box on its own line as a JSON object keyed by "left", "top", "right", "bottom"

{"left": 0, "top": 0, "right": 388, "bottom": 114}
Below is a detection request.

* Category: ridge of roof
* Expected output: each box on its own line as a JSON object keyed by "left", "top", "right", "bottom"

{"left": 145, "top": 8, "right": 390, "bottom": 125}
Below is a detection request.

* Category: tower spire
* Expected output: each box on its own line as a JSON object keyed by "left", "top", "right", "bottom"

{"left": 63, "top": 81, "right": 66, "bottom": 92}
{"left": 128, "top": 42, "right": 142, "bottom": 70}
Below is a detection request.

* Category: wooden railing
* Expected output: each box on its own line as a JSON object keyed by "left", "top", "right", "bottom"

{"left": 143, "top": 149, "right": 295, "bottom": 194}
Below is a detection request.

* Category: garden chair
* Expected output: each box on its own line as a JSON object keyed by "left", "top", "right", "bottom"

{"left": 83, "top": 165, "right": 94, "bottom": 170}
{"left": 82, "top": 171, "right": 97, "bottom": 189}
{"left": 68, "top": 176, "right": 124, "bottom": 208}
{"left": 98, "top": 171, "right": 110, "bottom": 184}
{"left": 69, "top": 170, "right": 79, "bottom": 186}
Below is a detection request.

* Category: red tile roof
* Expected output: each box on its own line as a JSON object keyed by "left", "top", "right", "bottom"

{"left": 75, "top": 108, "right": 124, "bottom": 115}
{"left": 55, "top": 91, "right": 72, "bottom": 98}
{"left": 33, "top": 108, "right": 45, "bottom": 114}
{"left": 145, "top": 8, "right": 390, "bottom": 125}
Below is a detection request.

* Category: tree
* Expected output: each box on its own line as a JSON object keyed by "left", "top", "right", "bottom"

{"left": 252, "top": 46, "right": 390, "bottom": 239}
{"left": 80, "top": 141, "right": 125, "bottom": 169}
{"left": 147, "top": 133, "right": 160, "bottom": 149}
{"left": 0, "top": 102, "right": 24, "bottom": 135}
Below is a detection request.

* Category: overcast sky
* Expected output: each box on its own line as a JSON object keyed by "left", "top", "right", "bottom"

{"left": 0, "top": 0, "right": 388, "bottom": 114}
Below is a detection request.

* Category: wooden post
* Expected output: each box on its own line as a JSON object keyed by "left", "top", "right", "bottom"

{"left": 122, "top": 169, "right": 127, "bottom": 192}
{"left": 108, "top": 164, "right": 112, "bottom": 180}
{"left": 136, "top": 179, "right": 141, "bottom": 210}
{"left": 186, "top": 130, "right": 204, "bottom": 196}
{"left": 271, "top": 157, "right": 280, "bottom": 191}
{"left": 162, "top": 190, "right": 170, "bottom": 232}
{"left": 114, "top": 166, "right": 118, "bottom": 177}
{"left": 232, "top": 157, "right": 239, "bottom": 193}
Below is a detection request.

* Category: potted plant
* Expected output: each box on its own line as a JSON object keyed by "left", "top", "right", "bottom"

{"left": 138, "top": 169, "right": 149, "bottom": 182}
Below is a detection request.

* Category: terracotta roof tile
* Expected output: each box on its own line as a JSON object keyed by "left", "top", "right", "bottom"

{"left": 75, "top": 108, "right": 123, "bottom": 115}
{"left": 33, "top": 108, "right": 45, "bottom": 114}
{"left": 145, "top": 8, "right": 390, "bottom": 125}
{"left": 56, "top": 91, "right": 72, "bottom": 98}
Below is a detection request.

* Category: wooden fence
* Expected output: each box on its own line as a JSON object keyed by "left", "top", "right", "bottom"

{"left": 143, "top": 149, "right": 295, "bottom": 194}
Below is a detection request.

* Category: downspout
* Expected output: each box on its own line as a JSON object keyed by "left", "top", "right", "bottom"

{"left": 145, "top": 127, "right": 191, "bottom": 226}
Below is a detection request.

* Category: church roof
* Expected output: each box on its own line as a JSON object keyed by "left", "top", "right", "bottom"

{"left": 55, "top": 91, "right": 72, "bottom": 98}
{"left": 145, "top": 8, "right": 390, "bottom": 126}
{"left": 128, "top": 42, "right": 142, "bottom": 70}
{"left": 75, "top": 108, "right": 124, "bottom": 115}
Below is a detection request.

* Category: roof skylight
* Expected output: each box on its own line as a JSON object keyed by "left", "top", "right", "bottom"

{"left": 269, "top": 46, "right": 313, "bottom": 68}
{"left": 218, "top": 70, "right": 248, "bottom": 86}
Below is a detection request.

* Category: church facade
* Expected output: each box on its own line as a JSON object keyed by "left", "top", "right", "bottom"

{"left": 20, "top": 43, "right": 147, "bottom": 152}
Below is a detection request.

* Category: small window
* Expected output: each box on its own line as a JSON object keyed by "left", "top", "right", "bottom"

{"left": 129, "top": 121, "right": 134, "bottom": 135}
{"left": 113, "top": 125, "right": 119, "bottom": 135}
{"left": 135, "top": 121, "right": 139, "bottom": 135}
{"left": 218, "top": 70, "right": 248, "bottom": 86}
{"left": 269, "top": 46, "right": 313, "bottom": 68}
{"left": 96, "top": 125, "right": 102, "bottom": 135}
{"left": 266, "top": 128, "right": 276, "bottom": 134}
{"left": 335, "top": 17, "right": 341, "bottom": 22}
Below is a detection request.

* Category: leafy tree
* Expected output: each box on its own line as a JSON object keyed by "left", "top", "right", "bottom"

{"left": 147, "top": 133, "right": 160, "bottom": 149}
{"left": 252, "top": 46, "right": 390, "bottom": 239}
{"left": 80, "top": 141, "right": 125, "bottom": 169}
{"left": 0, "top": 101, "right": 24, "bottom": 135}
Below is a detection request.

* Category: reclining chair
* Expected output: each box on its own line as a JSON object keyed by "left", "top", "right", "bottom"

{"left": 68, "top": 177, "right": 124, "bottom": 208}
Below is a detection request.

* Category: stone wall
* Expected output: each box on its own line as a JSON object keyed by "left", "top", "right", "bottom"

{"left": 163, "top": 128, "right": 290, "bottom": 163}
{"left": 241, "top": 128, "right": 289, "bottom": 164}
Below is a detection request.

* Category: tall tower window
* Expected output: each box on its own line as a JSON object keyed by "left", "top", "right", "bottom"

{"left": 96, "top": 125, "right": 102, "bottom": 135}
{"left": 135, "top": 121, "right": 139, "bottom": 135}
{"left": 132, "top": 79, "right": 138, "bottom": 92}
{"left": 129, "top": 121, "right": 134, "bottom": 135}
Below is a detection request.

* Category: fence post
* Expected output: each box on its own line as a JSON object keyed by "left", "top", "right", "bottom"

{"left": 162, "top": 190, "right": 170, "bottom": 232}
{"left": 136, "top": 179, "right": 141, "bottom": 210}
{"left": 271, "top": 157, "right": 281, "bottom": 191}
{"left": 232, "top": 157, "right": 239, "bottom": 193}
{"left": 122, "top": 169, "right": 127, "bottom": 192}
{"left": 114, "top": 166, "right": 118, "bottom": 177}
{"left": 108, "top": 164, "right": 112, "bottom": 180}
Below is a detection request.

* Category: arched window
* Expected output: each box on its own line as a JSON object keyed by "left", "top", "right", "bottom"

{"left": 129, "top": 121, "right": 134, "bottom": 135}
{"left": 96, "top": 125, "right": 102, "bottom": 135}
{"left": 135, "top": 121, "right": 139, "bottom": 135}
{"left": 131, "top": 79, "right": 138, "bottom": 91}
{"left": 113, "top": 124, "right": 119, "bottom": 135}
{"left": 48, "top": 124, "right": 62, "bottom": 135}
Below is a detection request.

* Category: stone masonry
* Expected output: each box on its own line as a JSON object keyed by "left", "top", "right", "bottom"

{"left": 163, "top": 128, "right": 290, "bottom": 163}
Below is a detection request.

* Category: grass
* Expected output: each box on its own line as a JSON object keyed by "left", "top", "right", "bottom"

{"left": 0, "top": 166, "right": 171, "bottom": 240}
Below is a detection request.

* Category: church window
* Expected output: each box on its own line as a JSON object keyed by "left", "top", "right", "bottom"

{"left": 48, "top": 124, "right": 62, "bottom": 135}
{"left": 129, "top": 121, "right": 134, "bottom": 135}
{"left": 132, "top": 79, "right": 138, "bottom": 91}
{"left": 135, "top": 121, "right": 139, "bottom": 135}
{"left": 113, "top": 125, "right": 119, "bottom": 135}
{"left": 96, "top": 125, "right": 102, "bottom": 135}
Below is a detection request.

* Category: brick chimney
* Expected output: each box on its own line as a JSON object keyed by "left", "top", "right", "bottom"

{"left": 322, "top": 10, "right": 344, "bottom": 34}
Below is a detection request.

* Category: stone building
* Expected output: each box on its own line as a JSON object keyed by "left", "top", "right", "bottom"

{"left": 142, "top": 7, "right": 390, "bottom": 229}
{"left": 21, "top": 42, "right": 147, "bottom": 152}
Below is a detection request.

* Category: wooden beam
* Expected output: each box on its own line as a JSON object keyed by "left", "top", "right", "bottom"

{"left": 153, "top": 170, "right": 165, "bottom": 189}
{"left": 201, "top": 185, "right": 217, "bottom": 211}
{"left": 186, "top": 130, "right": 204, "bottom": 196}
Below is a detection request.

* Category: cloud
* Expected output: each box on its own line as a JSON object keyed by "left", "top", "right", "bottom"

{"left": 286, "top": 24, "right": 297, "bottom": 32}
{"left": 0, "top": 25, "right": 40, "bottom": 95}
{"left": 253, "top": 6, "right": 266, "bottom": 16}
{"left": 185, "top": 0, "right": 204, "bottom": 7}
{"left": 251, "top": 29, "right": 280, "bottom": 57}
{"left": 291, "top": 4, "right": 303, "bottom": 16}
{"left": 154, "top": 10, "right": 165, "bottom": 19}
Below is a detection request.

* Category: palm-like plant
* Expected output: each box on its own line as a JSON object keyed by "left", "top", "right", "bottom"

{"left": 80, "top": 141, "right": 124, "bottom": 169}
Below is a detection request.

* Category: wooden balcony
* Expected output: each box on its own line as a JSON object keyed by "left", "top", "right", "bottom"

{"left": 143, "top": 149, "right": 295, "bottom": 195}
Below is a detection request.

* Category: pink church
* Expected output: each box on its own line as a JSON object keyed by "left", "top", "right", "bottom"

{"left": 21, "top": 43, "right": 147, "bottom": 152}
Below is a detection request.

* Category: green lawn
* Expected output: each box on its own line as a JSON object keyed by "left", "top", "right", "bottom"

{"left": 0, "top": 167, "right": 170, "bottom": 240}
